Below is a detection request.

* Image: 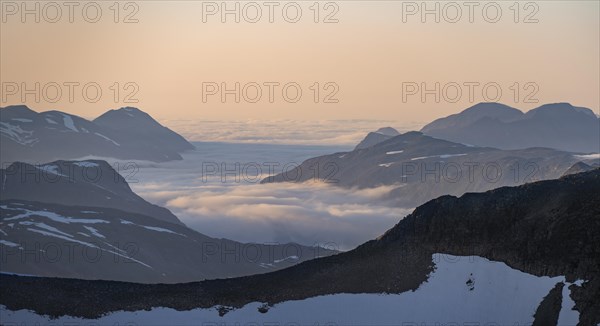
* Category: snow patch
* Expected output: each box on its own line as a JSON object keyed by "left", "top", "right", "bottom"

{"left": 73, "top": 161, "right": 99, "bottom": 168}
{"left": 3, "top": 208, "right": 109, "bottom": 224}
{"left": 141, "top": 225, "right": 186, "bottom": 237}
{"left": 119, "top": 219, "right": 185, "bottom": 237}
{"left": 94, "top": 132, "right": 120, "bottom": 146}
{"left": 0, "top": 240, "right": 20, "bottom": 247}
{"left": 412, "top": 154, "right": 467, "bottom": 161}
{"left": 557, "top": 281, "right": 581, "bottom": 325}
{"left": 274, "top": 255, "right": 299, "bottom": 263}
{"left": 439, "top": 153, "right": 467, "bottom": 159}
{"left": 26, "top": 228, "right": 152, "bottom": 268}
{"left": 19, "top": 221, "right": 73, "bottom": 238}
{"left": 61, "top": 114, "right": 78, "bottom": 132}
{"left": 36, "top": 164, "right": 67, "bottom": 177}
{"left": 411, "top": 155, "right": 434, "bottom": 161}
{"left": 83, "top": 226, "right": 105, "bottom": 238}
{"left": 0, "top": 122, "right": 38, "bottom": 146}
{"left": 0, "top": 254, "right": 576, "bottom": 325}
{"left": 385, "top": 150, "right": 404, "bottom": 155}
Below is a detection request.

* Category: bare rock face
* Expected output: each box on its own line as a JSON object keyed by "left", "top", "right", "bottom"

{"left": 533, "top": 282, "right": 564, "bottom": 326}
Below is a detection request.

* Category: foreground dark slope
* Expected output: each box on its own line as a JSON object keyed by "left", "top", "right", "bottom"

{"left": 2, "top": 169, "right": 599, "bottom": 324}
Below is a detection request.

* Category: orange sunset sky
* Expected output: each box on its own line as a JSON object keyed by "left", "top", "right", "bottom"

{"left": 1, "top": 0, "right": 599, "bottom": 121}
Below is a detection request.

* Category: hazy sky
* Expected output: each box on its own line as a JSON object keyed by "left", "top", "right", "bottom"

{"left": 1, "top": 1, "right": 599, "bottom": 121}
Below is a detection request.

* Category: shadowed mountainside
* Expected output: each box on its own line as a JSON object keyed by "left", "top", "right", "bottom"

{"left": 262, "top": 131, "right": 584, "bottom": 209}
{"left": 421, "top": 102, "right": 599, "bottom": 153}
{"left": 0, "top": 105, "right": 194, "bottom": 163}
{"left": 2, "top": 169, "right": 598, "bottom": 324}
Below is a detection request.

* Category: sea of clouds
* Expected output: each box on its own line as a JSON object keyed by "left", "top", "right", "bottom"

{"left": 159, "top": 119, "right": 424, "bottom": 146}
{"left": 123, "top": 136, "right": 414, "bottom": 250}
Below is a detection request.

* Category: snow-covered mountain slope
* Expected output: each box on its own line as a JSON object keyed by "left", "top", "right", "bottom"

{"left": 421, "top": 102, "right": 599, "bottom": 153}
{"left": 0, "top": 200, "right": 336, "bottom": 283}
{"left": 0, "top": 160, "right": 337, "bottom": 283}
{"left": 0, "top": 105, "right": 194, "bottom": 163}
{"left": 0, "top": 160, "right": 183, "bottom": 225}
{"left": 0, "top": 254, "right": 583, "bottom": 325}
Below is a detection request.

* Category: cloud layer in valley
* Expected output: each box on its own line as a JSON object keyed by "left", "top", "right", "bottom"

{"left": 135, "top": 181, "right": 410, "bottom": 251}
{"left": 121, "top": 141, "right": 413, "bottom": 250}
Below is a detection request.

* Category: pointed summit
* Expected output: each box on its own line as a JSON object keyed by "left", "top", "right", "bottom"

{"left": 0, "top": 105, "right": 39, "bottom": 120}
{"left": 94, "top": 107, "right": 194, "bottom": 152}
{"left": 355, "top": 127, "right": 400, "bottom": 150}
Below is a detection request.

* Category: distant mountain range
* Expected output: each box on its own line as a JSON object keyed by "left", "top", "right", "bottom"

{"left": 3, "top": 169, "right": 598, "bottom": 324}
{"left": 262, "top": 130, "right": 591, "bottom": 208}
{"left": 0, "top": 160, "right": 337, "bottom": 283}
{"left": 0, "top": 105, "right": 194, "bottom": 163}
{"left": 421, "top": 102, "right": 599, "bottom": 153}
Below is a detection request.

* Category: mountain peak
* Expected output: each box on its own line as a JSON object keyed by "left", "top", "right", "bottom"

{"left": 94, "top": 107, "right": 163, "bottom": 129}
{"left": 93, "top": 107, "right": 195, "bottom": 152}
{"left": 1, "top": 104, "right": 36, "bottom": 113}
{"left": 98, "top": 107, "right": 152, "bottom": 120}
{"left": 402, "top": 130, "right": 423, "bottom": 136}
{"left": 118, "top": 106, "right": 146, "bottom": 116}
{"left": 526, "top": 102, "right": 596, "bottom": 119}
{"left": 464, "top": 102, "right": 520, "bottom": 112}
{"left": 0, "top": 105, "right": 39, "bottom": 119}
{"left": 529, "top": 102, "right": 574, "bottom": 112}
{"left": 459, "top": 102, "right": 524, "bottom": 121}
{"left": 354, "top": 127, "right": 400, "bottom": 150}
{"left": 374, "top": 127, "right": 399, "bottom": 137}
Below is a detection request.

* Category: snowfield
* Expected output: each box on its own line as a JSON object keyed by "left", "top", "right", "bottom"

{"left": 2, "top": 207, "right": 109, "bottom": 224}
{"left": 0, "top": 121, "right": 38, "bottom": 146}
{"left": 0, "top": 254, "right": 584, "bottom": 325}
